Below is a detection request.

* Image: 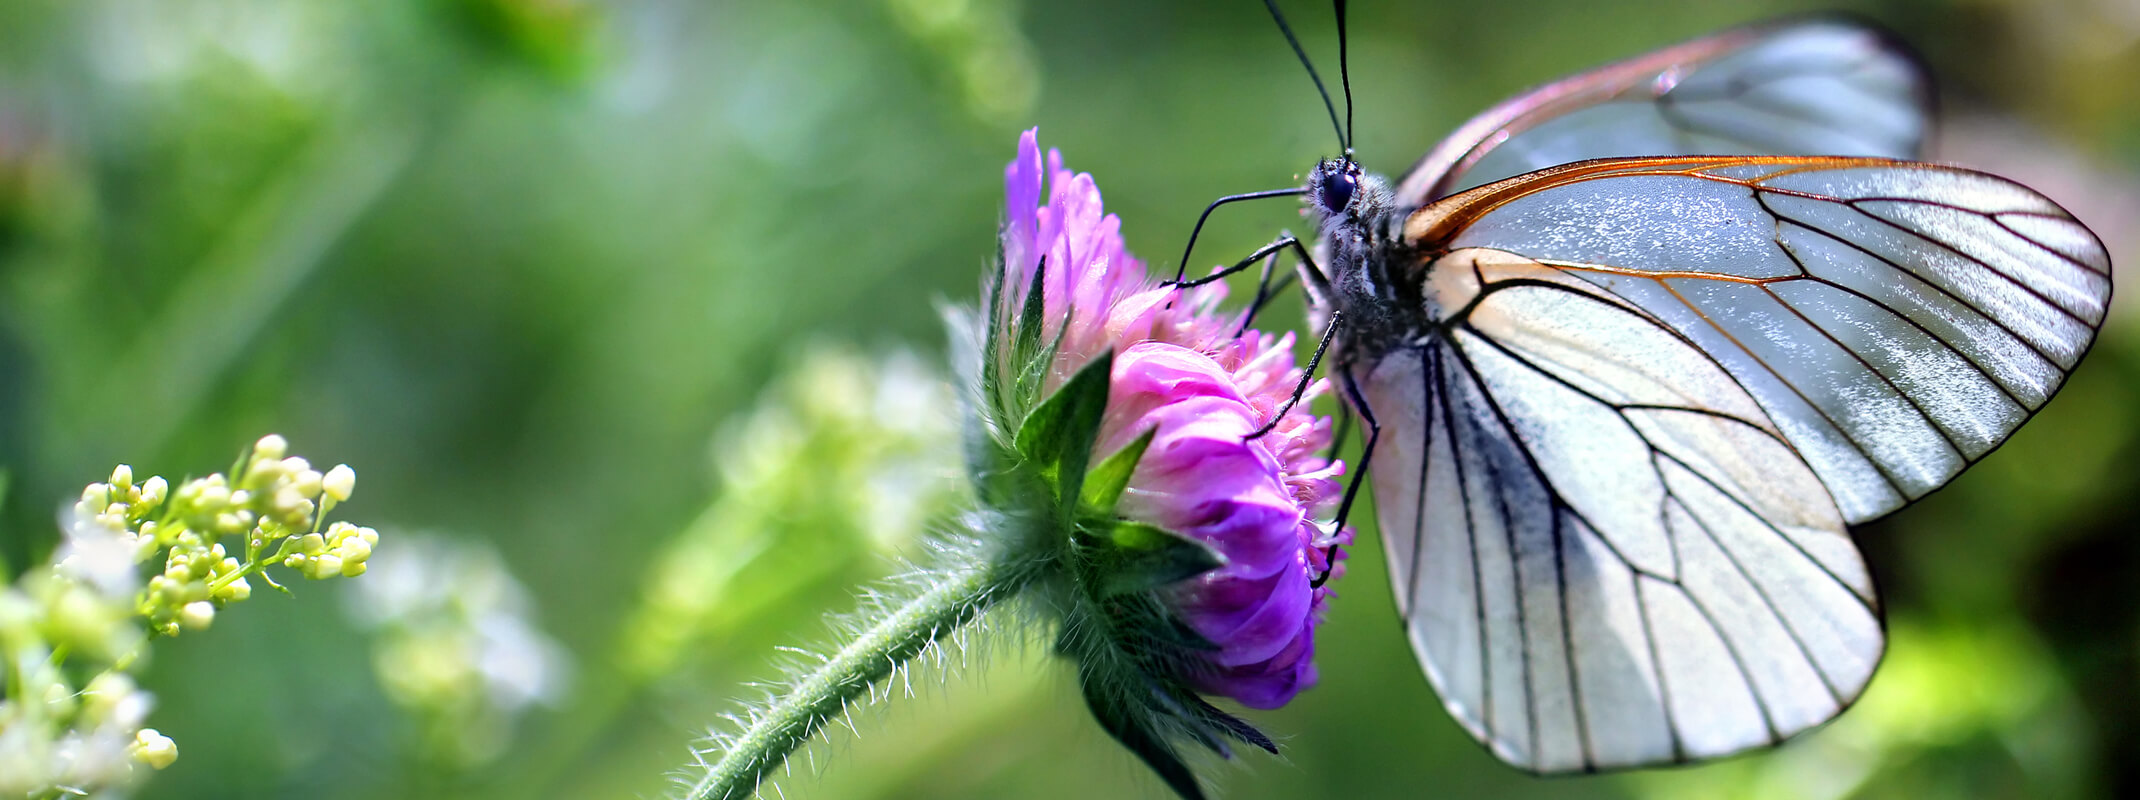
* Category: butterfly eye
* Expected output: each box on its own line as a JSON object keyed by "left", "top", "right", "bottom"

{"left": 1317, "top": 162, "right": 1359, "bottom": 214}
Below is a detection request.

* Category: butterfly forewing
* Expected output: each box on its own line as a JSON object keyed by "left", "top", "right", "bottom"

{"left": 1397, "top": 19, "right": 1932, "bottom": 205}
{"left": 1363, "top": 156, "right": 2109, "bottom": 771}
{"left": 1412, "top": 156, "right": 2110, "bottom": 522}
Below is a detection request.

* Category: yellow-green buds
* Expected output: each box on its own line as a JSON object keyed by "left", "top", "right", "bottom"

{"left": 130, "top": 728, "right": 179, "bottom": 770}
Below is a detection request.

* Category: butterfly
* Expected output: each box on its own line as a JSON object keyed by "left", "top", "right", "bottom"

{"left": 1264, "top": 15, "right": 2109, "bottom": 773}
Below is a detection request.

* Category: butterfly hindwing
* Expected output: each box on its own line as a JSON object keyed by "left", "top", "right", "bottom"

{"left": 1363, "top": 250, "right": 1882, "bottom": 771}
{"left": 1397, "top": 18, "right": 1932, "bottom": 205}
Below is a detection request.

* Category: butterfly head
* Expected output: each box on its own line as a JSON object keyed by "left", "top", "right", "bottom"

{"left": 1303, "top": 155, "right": 1392, "bottom": 247}
{"left": 1300, "top": 153, "right": 1408, "bottom": 358}
{"left": 1310, "top": 156, "right": 1363, "bottom": 218}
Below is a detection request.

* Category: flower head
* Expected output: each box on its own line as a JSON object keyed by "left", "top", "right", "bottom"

{"left": 996, "top": 131, "right": 1235, "bottom": 382}
{"left": 990, "top": 129, "right": 1351, "bottom": 711}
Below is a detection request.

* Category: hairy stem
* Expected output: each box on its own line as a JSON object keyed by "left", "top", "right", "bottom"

{"left": 680, "top": 556, "right": 1038, "bottom": 800}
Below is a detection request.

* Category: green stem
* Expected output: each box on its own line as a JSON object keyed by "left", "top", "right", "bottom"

{"left": 678, "top": 556, "right": 1038, "bottom": 800}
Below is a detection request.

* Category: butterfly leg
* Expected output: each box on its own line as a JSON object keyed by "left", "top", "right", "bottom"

{"left": 1170, "top": 234, "right": 1318, "bottom": 289}
{"left": 1233, "top": 247, "right": 1301, "bottom": 337}
{"left": 1246, "top": 309, "right": 1340, "bottom": 440}
{"left": 1167, "top": 188, "right": 1308, "bottom": 285}
{"left": 1310, "top": 365, "right": 1376, "bottom": 589}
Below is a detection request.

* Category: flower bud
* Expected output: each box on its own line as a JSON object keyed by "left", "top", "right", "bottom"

{"left": 132, "top": 728, "right": 179, "bottom": 769}
{"left": 179, "top": 601, "right": 215, "bottom": 630}
{"left": 110, "top": 464, "right": 134, "bottom": 491}
{"left": 196, "top": 483, "right": 231, "bottom": 511}
{"left": 248, "top": 456, "right": 286, "bottom": 485}
{"left": 141, "top": 475, "right": 169, "bottom": 506}
{"left": 214, "top": 576, "right": 252, "bottom": 602}
{"left": 254, "top": 434, "right": 288, "bottom": 460}
{"left": 322, "top": 464, "right": 356, "bottom": 502}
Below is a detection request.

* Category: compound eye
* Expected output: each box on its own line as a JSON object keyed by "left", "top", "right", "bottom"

{"left": 1318, "top": 165, "right": 1358, "bottom": 213}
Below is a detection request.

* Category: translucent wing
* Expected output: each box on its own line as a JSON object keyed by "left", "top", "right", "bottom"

{"left": 1396, "top": 18, "right": 1931, "bottom": 205}
{"left": 1366, "top": 156, "right": 2109, "bottom": 770}
{"left": 1407, "top": 156, "right": 2111, "bottom": 522}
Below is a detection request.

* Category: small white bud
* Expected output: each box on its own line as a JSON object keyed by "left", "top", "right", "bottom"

{"left": 249, "top": 456, "right": 286, "bottom": 482}
{"left": 133, "top": 728, "right": 179, "bottom": 769}
{"left": 322, "top": 464, "right": 356, "bottom": 502}
{"left": 179, "top": 601, "right": 215, "bottom": 630}
{"left": 196, "top": 484, "right": 231, "bottom": 510}
{"left": 281, "top": 456, "right": 311, "bottom": 477}
{"left": 81, "top": 672, "right": 139, "bottom": 722}
{"left": 215, "top": 576, "right": 252, "bottom": 602}
{"left": 335, "top": 537, "right": 372, "bottom": 563}
{"left": 111, "top": 464, "right": 134, "bottom": 491}
{"left": 254, "top": 434, "right": 288, "bottom": 461}
{"left": 292, "top": 469, "right": 324, "bottom": 499}
{"left": 141, "top": 475, "right": 169, "bottom": 505}
{"left": 274, "top": 486, "right": 307, "bottom": 513}
{"left": 312, "top": 554, "right": 344, "bottom": 579}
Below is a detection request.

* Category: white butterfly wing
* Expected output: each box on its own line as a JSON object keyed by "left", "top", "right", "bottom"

{"left": 1368, "top": 157, "right": 2110, "bottom": 770}
{"left": 1397, "top": 19, "right": 1932, "bottom": 205}
{"left": 1411, "top": 157, "right": 2111, "bottom": 522}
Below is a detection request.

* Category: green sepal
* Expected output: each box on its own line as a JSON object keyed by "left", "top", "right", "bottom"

{"left": 1075, "top": 660, "right": 1208, "bottom": 800}
{"left": 1154, "top": 681, "right": 1278, "bottom": 756}
{"left": 977, "top": 250, "right": 1010, "bottom": 425}
{"left": 1012, "top": 348, "right": 1113, "bottom": 522}
{"left": 1081, "top": 520, "right": 1226, "bottom": 598}
{"left": 1078, "top": 426, "right": 1154, "bottom": 515}
{"left": 1011, "top": 256, "right": 1055, "bottom": 407}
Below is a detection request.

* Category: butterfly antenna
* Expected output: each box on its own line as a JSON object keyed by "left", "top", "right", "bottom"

{"left": 1335, "top": 0, "right": 1353, "bottom": 154}
{"left": 1262, "top": 0, "right": 1348, "bottom": 154}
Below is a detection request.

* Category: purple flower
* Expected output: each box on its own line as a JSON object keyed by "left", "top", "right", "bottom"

{"left": 999, "top": 129, "right": 1351, "bottom": 709}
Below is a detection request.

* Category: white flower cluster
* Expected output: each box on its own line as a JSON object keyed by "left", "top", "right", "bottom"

{"left": 346, "top": 533, "right": 570, "bottom": 768}
{"left": 0, "top": 517, "right": 165, "bottom": 795}
{"left": 620, "top": 347, "right": 961, "bottom": 678}
{"left": 1, "top": 434, "right": 378, "bottom": 797}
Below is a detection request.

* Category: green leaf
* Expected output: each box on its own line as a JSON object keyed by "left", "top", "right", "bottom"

{"left": 1013, "top": 348, "right": 1114, "bottom": 519}
{"left": 1088, "top": 520, "right": 1226, "bottom": 597}
{"left": 1079, "top": 426, "right": 1154, "bottom": 514}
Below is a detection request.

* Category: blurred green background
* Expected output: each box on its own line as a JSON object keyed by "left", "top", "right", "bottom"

{"left": 1, "top": 0, "right": 2135, "bottom": 798}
